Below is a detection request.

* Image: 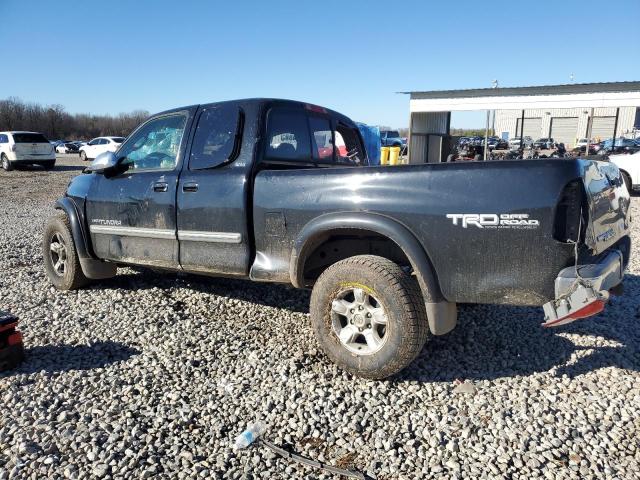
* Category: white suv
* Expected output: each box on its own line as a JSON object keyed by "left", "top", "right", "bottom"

{"left": 0, "top": 131, "right": 56, "bottom": 171}
{"left": 79, "top": 136, "right": 125, "bottom": 161}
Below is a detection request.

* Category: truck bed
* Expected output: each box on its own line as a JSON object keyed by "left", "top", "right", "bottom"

{"left": 251, "top": 158, "right": 630, "bottom": 306}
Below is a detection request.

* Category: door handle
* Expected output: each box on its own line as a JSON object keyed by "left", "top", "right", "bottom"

{"left": 182, "top": 182, "right": 199, "bottom": 193}
{"left": 153, "top": 182, "right": 168, "bottom": 192}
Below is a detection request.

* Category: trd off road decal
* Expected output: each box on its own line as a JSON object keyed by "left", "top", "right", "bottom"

{"left": 446, "top": 213, "right": 539, "bottom": 229}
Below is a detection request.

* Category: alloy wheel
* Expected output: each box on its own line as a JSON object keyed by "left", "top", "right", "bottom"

{"left": 49, "top": 232, "right": 68, "bottom": 276}
{"left": 330, "top": 287, "right": 388, "bottom": 355}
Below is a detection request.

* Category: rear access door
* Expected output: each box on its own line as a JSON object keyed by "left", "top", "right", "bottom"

{"left": 176, "top": 102, "right": 251, "bottom": 276}
{"left": 85, "top": 110, "right": 195, "bottom": 268}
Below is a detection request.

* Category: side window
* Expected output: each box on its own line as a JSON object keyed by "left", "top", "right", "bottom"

{"left": 335, "top": 123, "right": 365, "bottom": 165}
{"left": 309, "top": 116, "right": 334, "bottom": 162}
{"left": 117, "top": 114, "right": 187, "bottom": 172}
{"left": 97, "top": 139, "right": 106, "bottom": 145}
{"left": 265, "top": 109, "right": 311, "bottom": 161}
{"left": 189, "top": 105, "right": 241, "bottom": 170}
{"left": 0, "top": 135, "right": 6, "bottom": 143}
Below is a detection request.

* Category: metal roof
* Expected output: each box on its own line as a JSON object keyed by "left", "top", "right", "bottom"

{"left": 404, "top": 81, "right": 640, "bottom": 100}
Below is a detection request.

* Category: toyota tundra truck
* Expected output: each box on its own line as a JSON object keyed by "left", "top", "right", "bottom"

{"left": 42, "top": 99, "right": 631, "bottom": 379}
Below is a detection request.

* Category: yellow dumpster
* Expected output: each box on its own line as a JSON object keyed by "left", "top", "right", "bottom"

{"left": 380, "top": 146, "right": 390, "bottom": 165}
{"left": 389, "top": 146, "right": 401, "bottom": 165}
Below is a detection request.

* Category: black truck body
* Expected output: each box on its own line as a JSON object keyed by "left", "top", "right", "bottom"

{"left": 46, "top": 98, "right": 632, "bottom": 378}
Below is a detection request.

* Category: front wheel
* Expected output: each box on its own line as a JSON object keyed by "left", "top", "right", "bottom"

{"left": 80, "top": 151, "right": 88, "bottom": 162}
{"left": 310, "top": 255, "right": 428, "bottom": 379}
{"left": 43, "top": 214, "right": 89, "bottom": 290}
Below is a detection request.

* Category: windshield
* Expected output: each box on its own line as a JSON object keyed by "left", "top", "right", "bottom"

{"left": 387, "top": 131, "right": 400, "bottom": 138}
{"left": 12, "top": 133, "right": 49, "bottom": 143}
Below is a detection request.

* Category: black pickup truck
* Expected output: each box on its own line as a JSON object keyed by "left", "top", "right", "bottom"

{"left": 43, "top": 99, "right": 631, "bottom": 378}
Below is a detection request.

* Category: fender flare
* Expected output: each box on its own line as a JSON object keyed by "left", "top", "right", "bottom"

{"left": 54, "top": 197, "right": 116, "bottom": 280}
{"left": 55, "top": 197, "right": 91, "bottom": 260}
{"left": 290, "top": 212, "right": 457, "bottom": 335}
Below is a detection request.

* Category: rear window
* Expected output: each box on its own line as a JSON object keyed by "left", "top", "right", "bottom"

{"left": 387, "top": 131, "right": 400, "bottom": 138}
{"left": 265, "top": 109, "right": 311, "bottom": 161}
{"left": 12, "top": 133, "right": 49, "bottom": 143}
{"left": 112, "top": 137, "right": 125, "bottom": 143}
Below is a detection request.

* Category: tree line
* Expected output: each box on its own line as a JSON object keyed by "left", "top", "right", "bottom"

{"left": 0, "top": 97, "right": 149, "bottom": 141}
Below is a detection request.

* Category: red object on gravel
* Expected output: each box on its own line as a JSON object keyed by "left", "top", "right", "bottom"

{"left": 0, "top": 311, "right": 24, "bottom": 371}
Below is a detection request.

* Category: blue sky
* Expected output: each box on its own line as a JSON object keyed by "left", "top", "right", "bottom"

{"left": 1, "top": 0, "right": 638, "bottom": 128}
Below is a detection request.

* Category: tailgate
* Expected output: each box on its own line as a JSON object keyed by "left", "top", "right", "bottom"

{"left": 582, "top": 160, "right": 631, "bottom": 254}
{"left": 15, "top": 143, "right": 52, "bottom": 155}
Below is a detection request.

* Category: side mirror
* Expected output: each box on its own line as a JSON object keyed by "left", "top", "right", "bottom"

{"left": 85, "top": 151, "right": 119, "bottom": 174}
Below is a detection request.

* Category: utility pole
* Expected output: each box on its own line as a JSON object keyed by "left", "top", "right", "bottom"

{"left": 585, "top": 107, "right": 594, "bottom": 156}
{"left": 484, "top": 80, "right": 499, "bottom": 160}
{"left": 491, "top": 79, "right": 498, "bottom": 135}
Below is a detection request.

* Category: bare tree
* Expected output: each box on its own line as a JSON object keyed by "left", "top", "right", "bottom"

{"left": 0, "top": 97, "right": 149, "bottom": 140}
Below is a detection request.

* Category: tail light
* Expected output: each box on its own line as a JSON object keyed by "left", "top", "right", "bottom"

{"left": 553, "top": 180, "right": 587, "bottom": 243}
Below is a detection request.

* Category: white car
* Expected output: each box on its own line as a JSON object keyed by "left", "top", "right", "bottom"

{"left": 575, "top": 138, "right": 590, "bottom": 148}
{"left": 508, "top": 136, "right": 533, "bottom": 149}
{"left": 609, "top": 150, "right": 640, "bottom": 192}
{"left": 79, "top": 136, "right": 125, "bottom": 161}
{"left": 0, "top": 131, "right": 56, "bottom": 171}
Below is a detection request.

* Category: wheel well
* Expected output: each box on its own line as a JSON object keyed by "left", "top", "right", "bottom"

{"left": 301, "top": 230, "right": 411, "bottom": 285}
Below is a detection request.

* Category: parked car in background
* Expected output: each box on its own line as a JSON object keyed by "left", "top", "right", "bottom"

{"left": 380, "top": 130, "right": 404, "bottom": 148}
{"left": 79, "top": 136, "right": 125, "bottom": 161}
{"left": 533, "top": 137, "right": 555, "bottom": 149}
{"left": 597, "top": 138, "right": 640, "bottom": 156}
{"left": 486, "top": 136, "right": 508, "bottom": 150}
{"left": 0, "top": 131, "right": 56, "bottom": 171}
{"left": 56, "top": 142, "right": 80, "bottom": 154}
{"left": 509, "top": 136, "right": 533, "bottom": 149}
{"left": 609, "top": 150, "right": 640, "bottom": 193}
{"left": 575, "top": 138, "right": 590, "bottom": 149}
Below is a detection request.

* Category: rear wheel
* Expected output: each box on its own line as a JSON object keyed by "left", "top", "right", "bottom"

{"left": 1, "top": 153, "right": 14, "bottom": 171}
{"left": 310, "top": 255, "right": 428, "bottom": 379}
{"left": 43, "top": 214, "right": 89, "bottom": 290}
{"left": 42, "top": 160, "right": 56, "bottom": 170}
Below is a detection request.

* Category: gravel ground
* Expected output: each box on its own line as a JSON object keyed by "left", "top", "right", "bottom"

{"left": 0, "top": 154, "right": 638, "bottom": 479}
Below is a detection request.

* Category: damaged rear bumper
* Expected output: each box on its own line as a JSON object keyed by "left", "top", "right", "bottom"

{"left": 542, "top": 249, "right": 624, "bottom": 327}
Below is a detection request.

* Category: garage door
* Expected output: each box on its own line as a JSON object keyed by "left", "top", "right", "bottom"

{"left": 550, "top": 117, "right": 578, "bottom": 146}
{"left": 515, "top": 117, "right": 542, "bottom": 139}
{"left": 591, "top": 117, "right": 616, "bottom": 141}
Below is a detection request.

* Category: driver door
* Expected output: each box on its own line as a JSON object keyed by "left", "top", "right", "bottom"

{"left": 85, "top": 110, "right": 195, "bottom": 268}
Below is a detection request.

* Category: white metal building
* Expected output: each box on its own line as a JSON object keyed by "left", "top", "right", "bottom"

{"left": 405, "top": 81, "right": 640, "bottom": 163}
{"left": 494, "top": 107, "right": 637, "bottom": 146}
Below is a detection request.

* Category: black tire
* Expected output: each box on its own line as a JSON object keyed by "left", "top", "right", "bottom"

{"left": 622, "top": 171, "right": 633, "bottom": 194}
{"left": 1, "top": 153, "right": 14, "bottom": 171}
{"left": 42, "top": 160, "right": 56, "bottom": 170}
{"left": 310, "top": 255, "right": 428, "bottom": 379}
{"left": 80, "top": 151, "right": 88, "bottom": 162}
{"left": 43, "top": 214, "right": 89, "bottom": 290}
